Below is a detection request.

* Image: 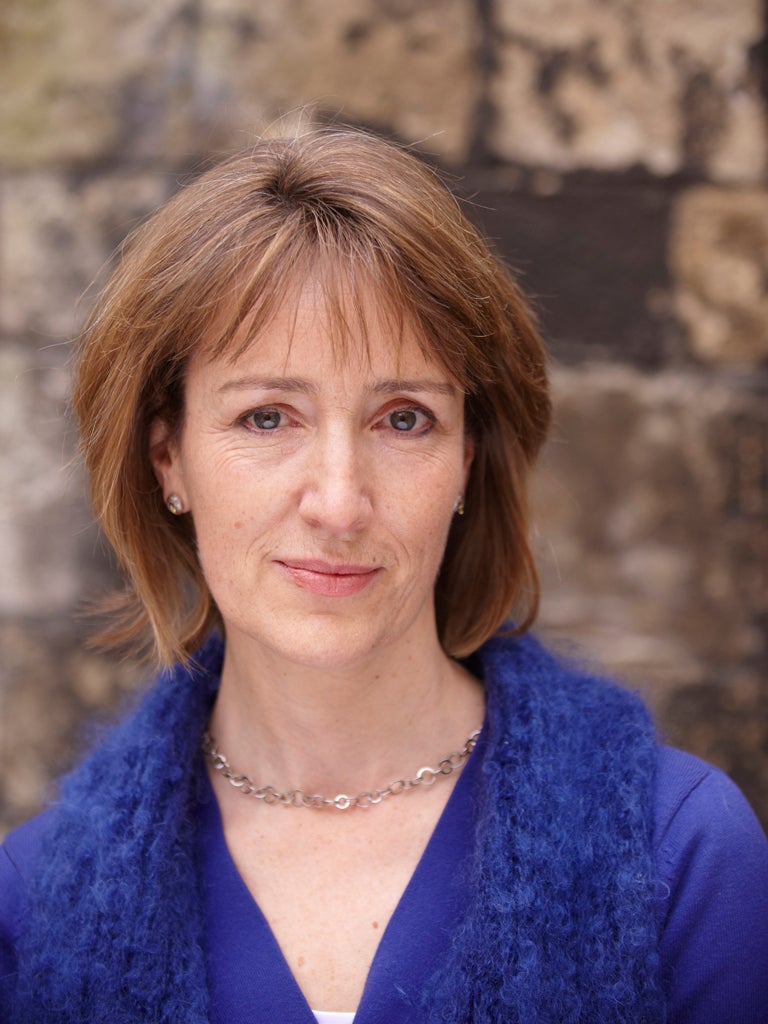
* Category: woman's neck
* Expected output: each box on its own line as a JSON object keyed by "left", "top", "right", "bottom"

{"left": 207, "top": 628, "right": 484, "bottom": 799}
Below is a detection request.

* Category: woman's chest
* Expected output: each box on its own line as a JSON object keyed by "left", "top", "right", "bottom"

{"left": 200, "top": 775, "right": 477, "bottom": 1024}
{"left": 222, "top": 802, "right": 451, "bottom": 1012}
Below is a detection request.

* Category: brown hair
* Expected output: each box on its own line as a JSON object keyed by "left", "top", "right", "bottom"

{"left": 72, "top": 127, "right": 551, "bottom": 665}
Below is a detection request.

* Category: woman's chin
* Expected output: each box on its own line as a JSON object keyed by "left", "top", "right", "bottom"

{"left": 224, "top": 614, "right": 399, "bottom": 674}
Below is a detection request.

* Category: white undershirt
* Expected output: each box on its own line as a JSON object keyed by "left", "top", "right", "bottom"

{"left": 312, "top": 1012, "right": 355, "bottom": 1024}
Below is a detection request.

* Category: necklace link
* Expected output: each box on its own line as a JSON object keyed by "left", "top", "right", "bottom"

{"left": 202, "top": 728, "right": 481, "bottom": 811}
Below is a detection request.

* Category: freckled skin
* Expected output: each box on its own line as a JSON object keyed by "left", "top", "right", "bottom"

{"left": 151, "top": 281, "right": 473, "bottom": 675}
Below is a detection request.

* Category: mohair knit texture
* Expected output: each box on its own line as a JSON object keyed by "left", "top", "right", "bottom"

{"left": 10, "top": 631, "right": 666, "bottom": 1023}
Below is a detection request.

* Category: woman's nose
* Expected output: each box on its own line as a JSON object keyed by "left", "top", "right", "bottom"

{"left": 298, "top": 431, "right": 373, "bottom": 537}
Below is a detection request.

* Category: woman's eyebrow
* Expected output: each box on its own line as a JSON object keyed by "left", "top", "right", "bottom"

{"left": 216, "top": 377, "right": 317, "bottom": 395}
{"left": 372, "top": 379, "right": 458, "bottom": 397}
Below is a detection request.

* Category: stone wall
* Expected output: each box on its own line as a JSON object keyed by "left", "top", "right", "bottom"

{"left": 1, "top": 0, "right": 766, "bottom": 835}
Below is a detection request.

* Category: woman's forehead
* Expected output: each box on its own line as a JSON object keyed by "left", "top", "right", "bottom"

{"left": 197, "top": 270, "right": 458, "bottom": 384}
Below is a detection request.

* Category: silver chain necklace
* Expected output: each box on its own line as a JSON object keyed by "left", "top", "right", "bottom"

{"left": 202, "top": 728, "right": 481, "bottom": 811}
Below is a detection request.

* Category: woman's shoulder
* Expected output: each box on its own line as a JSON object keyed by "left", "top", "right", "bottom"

{"left": 653, "top": 746, "right": 768, "bottom": 1023}
{"left": 652, "top": 744, "right": 768, "bottom": 919}
{"left": 653, "top": 745, "right": 768, "bottom": 888}
{"left": 653, "top": 745, "right": 766, "bottom": 854}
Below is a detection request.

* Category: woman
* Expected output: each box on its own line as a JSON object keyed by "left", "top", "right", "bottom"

{"left": 1, "top": 128, "right": 766, "bottom": 1024}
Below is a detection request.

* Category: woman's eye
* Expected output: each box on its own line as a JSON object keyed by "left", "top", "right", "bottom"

{"left": 247, "top": 408, "right": 282, "bottom": 430}
{"left": 387, "top": 408, "right": 433, "bottom": 433}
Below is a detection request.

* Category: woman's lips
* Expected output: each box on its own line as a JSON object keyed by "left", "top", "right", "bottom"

{"left": 276, "top": 559, "right": 381, "bottom": 597}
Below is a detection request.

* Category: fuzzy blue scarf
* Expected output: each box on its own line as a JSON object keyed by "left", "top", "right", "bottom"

{"left": 10, "top": 632, "right": 665, "bottom": 1023}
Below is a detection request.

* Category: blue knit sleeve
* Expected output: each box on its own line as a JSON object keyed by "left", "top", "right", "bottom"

{"left": 654, "top": 747, "right": 768, "bottom": 1024}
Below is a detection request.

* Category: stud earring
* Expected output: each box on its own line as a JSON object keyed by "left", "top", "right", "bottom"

{"left": 455, "top": 496, "right": 465, "bottom": 516}
{"left": 166, "top": 494, "right": 184, "bottom": 516}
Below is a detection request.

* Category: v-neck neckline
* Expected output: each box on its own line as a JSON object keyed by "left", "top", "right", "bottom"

{"left": 199, "top": 724, "right": 485, "bottom": 1024}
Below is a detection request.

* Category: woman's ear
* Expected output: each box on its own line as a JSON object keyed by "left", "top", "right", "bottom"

{"left": 149, "top": 417, "right": 184, "bottom": 502}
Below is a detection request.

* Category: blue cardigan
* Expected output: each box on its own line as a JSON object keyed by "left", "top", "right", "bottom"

{"left": 2, "top": 632, "right": 767, "bottom": 1022}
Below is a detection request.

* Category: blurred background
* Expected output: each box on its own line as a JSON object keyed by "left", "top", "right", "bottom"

{"left": 1, "top": 0, "right": 766, "bottom": 836}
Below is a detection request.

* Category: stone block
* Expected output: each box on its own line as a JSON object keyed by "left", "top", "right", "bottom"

{"left": 0, "top": 0, "right": 201, "bottom": 168}
{"left": 0, "top": 342, "right": 117, "bottom": 616}
{"left": 0, "top": 171, "right": 173, "bottom": 340}
{"left": 195, "top": 0, "right": 481, "bottom": 163}
{"left": 489, "top": 0, "right": 766, "bottom": 181}
{"left": 1, "top": 0, "right": 480, "bottom": 169}
{"left": 670, "top": 186, "right": 768, "bottom": 366}
{"left": 463, "top": 168, "right": 677, "bottom": 366}
{"left": 534, "top": 364, "right": 767, "bottom": 691}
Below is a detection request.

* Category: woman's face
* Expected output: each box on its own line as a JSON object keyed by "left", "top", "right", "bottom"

{"left": 151, "top": 280, "right": 472, "bottom": 671}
